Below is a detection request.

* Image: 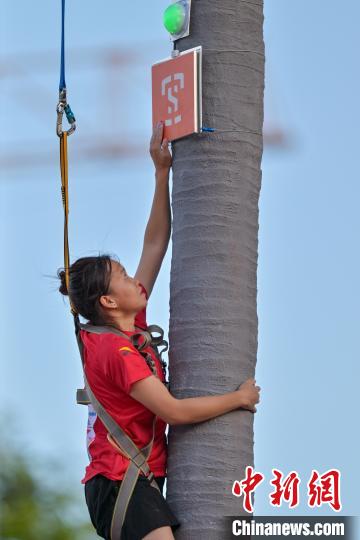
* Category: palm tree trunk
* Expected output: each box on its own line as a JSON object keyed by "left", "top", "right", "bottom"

{"left": 166, "top": 1, "right": 265, "bottom": 537}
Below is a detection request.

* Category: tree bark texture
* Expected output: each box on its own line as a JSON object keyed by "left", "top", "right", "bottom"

{"left": 166, "top": 1, "right": 265, "bottom": 538}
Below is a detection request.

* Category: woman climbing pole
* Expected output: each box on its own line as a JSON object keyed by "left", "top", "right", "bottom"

{"left": 58, "top": 122, "right": 261, "bottom": 540}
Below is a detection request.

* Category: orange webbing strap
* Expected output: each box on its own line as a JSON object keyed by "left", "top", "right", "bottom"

{"left": 59, "top": 132, "right": 77, "bottom": 315}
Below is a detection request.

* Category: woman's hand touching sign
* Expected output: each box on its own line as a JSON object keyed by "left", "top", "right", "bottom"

{"left": 150, "top": 121, "right": 172, "bottom": 173}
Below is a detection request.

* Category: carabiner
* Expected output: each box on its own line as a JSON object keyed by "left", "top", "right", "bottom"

{"left": 56, "top": 88, "right": 76, "bottom": 137}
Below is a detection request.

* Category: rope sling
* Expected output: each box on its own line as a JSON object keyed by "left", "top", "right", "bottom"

{"left": 56, "top": 1, "right": 169, "bottom": 536}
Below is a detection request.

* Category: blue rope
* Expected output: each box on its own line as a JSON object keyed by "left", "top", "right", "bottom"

{"left": 57, "top": 0, "right": 76, "bottom": 131}
{"left": 201, "top": 126, "right": 262, "bottom": 135}
{"left": 59, "top": 0, "right": 66, "bottom": 91}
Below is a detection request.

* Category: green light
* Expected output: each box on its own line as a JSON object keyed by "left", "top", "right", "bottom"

{"left": 163, "top": 3, "right": 186, "bottom": 35}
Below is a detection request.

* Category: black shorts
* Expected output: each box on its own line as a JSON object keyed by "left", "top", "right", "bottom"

{"left": 85, "top": 474, "right": 181, "bottom": 540}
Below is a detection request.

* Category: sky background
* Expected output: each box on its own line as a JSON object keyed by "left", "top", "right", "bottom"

{"left": 1, "top": 0, "right": 359, "bottom": 527}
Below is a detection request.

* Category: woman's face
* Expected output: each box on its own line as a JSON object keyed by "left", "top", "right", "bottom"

{"left": 100, "top": 260, "right": 147, "bottom": 314}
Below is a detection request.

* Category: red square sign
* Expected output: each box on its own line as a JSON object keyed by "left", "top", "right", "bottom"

{"left": 152, "top": 46, "right": 202, "bottom": 142}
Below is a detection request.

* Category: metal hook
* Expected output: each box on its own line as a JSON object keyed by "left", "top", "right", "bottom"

{"left": 56, "top": 88, "right": 76, "bottom": 137}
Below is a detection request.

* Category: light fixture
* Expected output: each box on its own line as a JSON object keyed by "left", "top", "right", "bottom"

{"left": 163, "top": 0, "right": 191, "bottom": 41}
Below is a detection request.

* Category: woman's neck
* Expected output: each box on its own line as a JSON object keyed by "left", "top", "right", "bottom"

{"left": 107, "top": 313, "right": 136, "bottom": 332}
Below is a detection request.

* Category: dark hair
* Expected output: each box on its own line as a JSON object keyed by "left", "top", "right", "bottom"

{"left": 57, "top": 254, "right": 118, "bottom": 324}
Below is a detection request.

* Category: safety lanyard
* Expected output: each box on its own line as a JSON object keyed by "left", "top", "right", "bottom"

{"left": 56, "top": 0, "right": 77, "bottom": 315}
{"left": 56, "top": 0, "right": 76, "bottom": 136}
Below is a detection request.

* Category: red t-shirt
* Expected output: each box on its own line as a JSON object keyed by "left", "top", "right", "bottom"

{"left": 80, "top": 283, "right": 167, "bottom": 484}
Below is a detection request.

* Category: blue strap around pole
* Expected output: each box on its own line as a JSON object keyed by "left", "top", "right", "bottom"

{"left": 59, "top": 0, "right": 66, "bottom": 91}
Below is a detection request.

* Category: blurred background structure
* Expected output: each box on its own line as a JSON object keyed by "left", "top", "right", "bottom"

{"left": 1, "top": 1, "right": 359, "bottom": 537}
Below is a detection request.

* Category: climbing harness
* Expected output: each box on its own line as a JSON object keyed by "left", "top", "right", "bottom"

{"left": 75, "top": 321, "right": 170, "bottom": 539}
{"left": 56, "top": 2, "right": 170, "bottom": 537}
{"left": 76, "top": 322, "right": 170, "bottom": 408}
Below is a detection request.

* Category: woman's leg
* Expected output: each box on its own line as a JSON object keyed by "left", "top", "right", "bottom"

{"left": 141, "top": 525, "right": 175, "bottom": 540}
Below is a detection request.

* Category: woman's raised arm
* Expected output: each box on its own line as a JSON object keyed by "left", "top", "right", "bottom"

{"left": 134, "top": 122, "right": 172, "bottom": 297}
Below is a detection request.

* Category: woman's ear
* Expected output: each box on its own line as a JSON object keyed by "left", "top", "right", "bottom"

{"left": 99, "top": 294, "right": 117, "bottom": 309}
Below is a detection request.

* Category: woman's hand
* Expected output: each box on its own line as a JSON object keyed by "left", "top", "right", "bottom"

{"left": 150, "top": 121, "right": 172, "bottom": 172}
